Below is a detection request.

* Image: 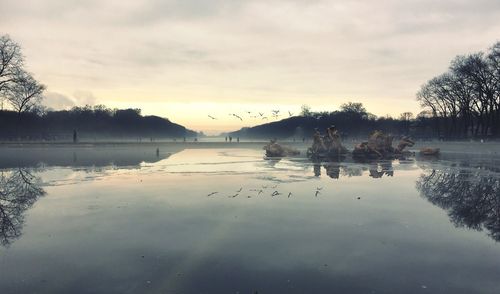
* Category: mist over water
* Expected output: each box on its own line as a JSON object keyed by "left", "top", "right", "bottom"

{"left": 0, "top": 143, "right": 499, "bottom": 294}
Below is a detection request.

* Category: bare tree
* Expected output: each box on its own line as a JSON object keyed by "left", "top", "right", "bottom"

{"left": 399, "top": 112, "right": 413, "bottom": 135}
{"left": 417, "top": 42, "right": 500, "bottom": 138}
{"left": 0, "top": 35, "right": 24, "bottom": 109}
{"left": 5, "top": 70, "right": 45, "bottom": 116}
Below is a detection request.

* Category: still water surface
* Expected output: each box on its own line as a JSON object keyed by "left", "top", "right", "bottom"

{"left": 1, "top": 144, "right": 499, "bottom": 293}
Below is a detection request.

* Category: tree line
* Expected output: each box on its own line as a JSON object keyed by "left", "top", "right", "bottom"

{"left": 0, "top": 105, "right": 197, "bottom": 140}
{"left": 417, "top": 42, "right": 500, "bottom": 139}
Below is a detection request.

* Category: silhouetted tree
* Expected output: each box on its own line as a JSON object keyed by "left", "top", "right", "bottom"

{"left": 417, "top": 42, "right": 500, "bottom": 138}
{"left": 300, "top": 104, "right": 312, "bottom": 117}
{"left": 5, "top": 69, "right": 45, "bottom": 116}
{"left": 0, "top": 35, "right": 24, "bottom": 110}
{"left": 400, "top": 112, "right": 413, "bottom": 135}
{"left": 340, "top": 102, "right": 367, "bottom": 115}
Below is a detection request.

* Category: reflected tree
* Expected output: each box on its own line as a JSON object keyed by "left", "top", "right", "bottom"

{"left": 323, "top": 162, "right": 341, "bottom": 179}
{"left": 416, "top": 166, "right": 500, "bottom": 242}
{"left": 0, "top": 168, "right": 45, "bottom": 246}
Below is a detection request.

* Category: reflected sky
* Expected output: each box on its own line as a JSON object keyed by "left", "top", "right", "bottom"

{"left": 0, "top": 146, "right": 499, "bottom": 294}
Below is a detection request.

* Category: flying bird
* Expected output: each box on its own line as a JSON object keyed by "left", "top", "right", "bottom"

{"left": 259, "top": 112, "right": 264, "bottom": 117}
{"left": 262, "top": 117, "right": 268, "bottom": 120}
{"left": 231, "top": 114, "right": 243, "bottom": 121}
{"left": 288, "top": 111, "right": 293, "bottom": 117}
{"left": 288, "top": 192, "right": 292, "bottom": 198}
{"left": 207, "top": 192, "right": 218, "bottom": 197}
{"left": 236, "top": 187, "right": 243, "bottom": 192}
{"left": 208, "top": 115, "right": 217, "bottom": 120}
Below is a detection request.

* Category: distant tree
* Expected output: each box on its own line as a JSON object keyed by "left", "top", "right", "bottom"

{"left": 5, "top": 70, "right": 45, "bottom": 116}
{"left": 300, "top": 104, "right": 312, "bottom": 117}
{"left": 340, "top": 102, "right": 367, "bottom": 114}
{"left": 400, "top": 112, "right": 413, "bottom": 121}
{"left": 0, "top": 35, "right": 23, "bottom": 109}
{"left": 400, "top": 112, "right": 414, "bottom": 135}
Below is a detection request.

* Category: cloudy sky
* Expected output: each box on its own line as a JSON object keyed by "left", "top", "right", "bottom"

{"left": 1, "top": 0, "right": 499, "bottom": 134}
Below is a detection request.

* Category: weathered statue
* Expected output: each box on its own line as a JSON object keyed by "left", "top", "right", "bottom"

{"left": 311, "top": 129, "right": 327, "bottom": 153}
{"left": 263, "top": 139, "right": 300, "bottom": 157}
{"left": 367, "top": 130, "right": 391, "bottom": 155}
{"left": 326, "top": 126, "right": 347, "bottom": 154}
{"left": 307, "top": 126, "right": 348, "bottom": 159}
{"left": 395, "top": 136, "right": 415, "bottom": 153}
{"left": 353, "top": 131, "right": 415, "bottom": 159}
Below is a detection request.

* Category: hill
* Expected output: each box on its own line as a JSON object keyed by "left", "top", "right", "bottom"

{"left": 227, "top": 104, "right": 430, "bottom": 140}
{"left": 0, "top": 106, "right": 198, "bottom": 141}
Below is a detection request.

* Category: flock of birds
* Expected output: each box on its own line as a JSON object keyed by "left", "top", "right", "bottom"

{"left": 207, "top": 109, "right": 294, "bottom": 121}
{"left": 206, "top": 185, "right": 324, "bottom": 199}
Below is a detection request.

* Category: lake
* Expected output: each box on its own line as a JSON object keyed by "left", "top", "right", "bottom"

{"left": 1, "top": 142, "right": 499, "bottom": 294}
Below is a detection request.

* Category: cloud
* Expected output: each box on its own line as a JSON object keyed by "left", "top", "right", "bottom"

{"left": 43, "top": 91, "right": 98, "bottom": 110}
{"left": 43, "top": 92, "right": 75, "bottom": 109}
{"left": 73, "top": 90, "right": 98, "bottom": 106}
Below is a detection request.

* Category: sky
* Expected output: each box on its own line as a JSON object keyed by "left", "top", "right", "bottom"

{"left": 1, "top": 0, "right": 500, "bottom": 135}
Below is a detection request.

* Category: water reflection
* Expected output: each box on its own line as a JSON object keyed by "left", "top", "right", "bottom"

{"left": 417, "top": 162, "right": 500, "bottom": 242}
{"left": 0, "top": 148, "right": 499, "bottom": 293}
{"left": 0, "top": 146, "right": 185, "bottom": 247}
{"left": 0, "top": 168, "right": 45, "bottom": 247}
{"left": 309, "top": 155, "right": 500, "bottom": 242}
{"left": 0, "top": 145, "right": 184, "bottom": 169}
{"left": 312, "top": 159, "right": 396, "bottom": 179}
{"left": 368, "top": 161, "right": 394, "bottom": 178}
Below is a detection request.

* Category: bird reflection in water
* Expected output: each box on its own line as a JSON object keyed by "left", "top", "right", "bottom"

{"left": 0, "top": 168, "right": 45, "bottom": 247}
